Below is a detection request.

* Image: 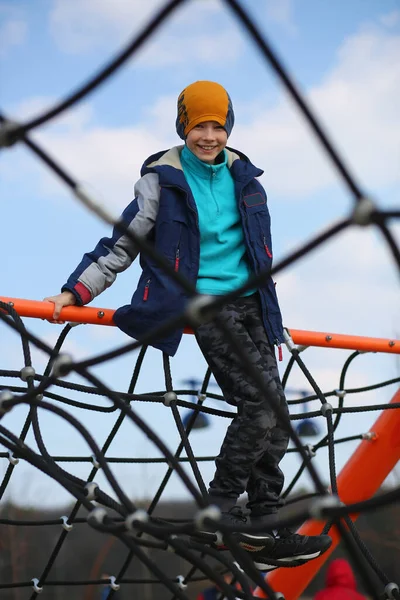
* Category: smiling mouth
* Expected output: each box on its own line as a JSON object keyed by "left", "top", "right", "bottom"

{"left": 198, "top": 145, "right": 217, "bottom": 151}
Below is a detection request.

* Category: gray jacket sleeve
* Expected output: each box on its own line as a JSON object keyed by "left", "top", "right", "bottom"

{"left": 63, "top": 173, "right": 160, "bottom": 303}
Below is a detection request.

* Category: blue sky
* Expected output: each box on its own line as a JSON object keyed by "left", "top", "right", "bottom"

{"left": 0, "top": 0, "right": 399, "bottom": 509}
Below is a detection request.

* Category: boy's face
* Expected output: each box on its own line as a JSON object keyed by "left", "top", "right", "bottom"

{"left": 185, "top": 120, "right": 228, "bottom": 164}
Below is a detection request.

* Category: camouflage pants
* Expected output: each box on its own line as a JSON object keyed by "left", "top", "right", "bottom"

{"left": 195, "top": 293, "right": 290, "bottom": 516}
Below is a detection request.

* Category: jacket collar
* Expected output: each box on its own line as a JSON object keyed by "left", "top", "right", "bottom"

{"left": 180, "top": 144, "right": 228, "bottom": 181}
{"left": 142, "top": 145, "right": 263, "bottom": 186}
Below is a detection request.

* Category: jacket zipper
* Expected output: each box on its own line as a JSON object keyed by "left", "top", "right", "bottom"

{"left": 263, "top": 236, "right": 272, "bottom": 258}
{"left": 143, "top": 278, "right": 151, "bottom": 301}
{"left": 175, "top": 248, "right": 180, "bottom": 272}
{"left": 210, "top": 169, "right": 219, "bottom": 214}
{"left": 175, "top": 224, "right": 182, "bottom": 272}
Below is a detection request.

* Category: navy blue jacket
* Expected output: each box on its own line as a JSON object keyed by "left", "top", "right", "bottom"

{"left": 63, "top": 146, "right": 284, "bottom": 356}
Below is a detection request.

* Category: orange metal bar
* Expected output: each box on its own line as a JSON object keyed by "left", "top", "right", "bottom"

{"left": 0, "top": 297, "right": 115, "bottom": 327}
{"left": 286, "top": 328, "right": 400, "bottom": 354}
{"left": 1, "top": 297, "right": 399, "bottom": 354}
{"left": 255, "top": 388, "right": 400, "bottom": 598}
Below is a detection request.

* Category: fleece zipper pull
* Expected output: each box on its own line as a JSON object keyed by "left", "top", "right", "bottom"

{"left": 276, "top": 340, "right": 283, "bottom": 362}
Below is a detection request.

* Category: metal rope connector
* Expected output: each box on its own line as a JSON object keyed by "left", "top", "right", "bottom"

{"left": 84, "top": 482, "right": 99, "bottom": 501}
{"left": 91, "top": 454, "right": 101, "bottom": 469}
{"left": 52, "top": 354, "right": 73, "bottom": 378}
{"left": 109, "top": 576, "right": 120, "bottom": 591}
{"left": 309, "top": 494, "right": 342, "bottom": 520}
{"left": 19, "top": 366, "right": 35, "bottom": 381}
{"left": 61, "top": 516, "right": 73, "bottom": 532}
{"left": 87, "top": 507, "right": 107, "bottom": 526}
{"left": 385, "top": 583, "right": 400, "bottom": 599}
{"left": 176, "top": 575, "right": 187, "bottom": 590}
{"left": 8, "top": 451, "right": 19, "bottom": 466}
{"left": 163, "top": 391, "right": 177, "bottom": 406}
{"left": 352, "top": 197, "right": 377, "bottom": 226}
{"left": 283, "top": 329, "right": 297, "bottom": 352}
{"left": 195, "top": 505, "right": 221, "bottom": 530}
{"left": 320, "top": 403, "right": 333, "bottom": 417}
{"left": 167, "top": 534, "right": 177, "bottom": 552}
{"left": 283, "top": 329, "right": 308, "bottom": 354}
{"left": 334, "top": 389, "right": 346, "bottom": 399}
{"left": 0, "top": 390, "right": 13, "bottom": 416}
{"left": 362, "top": 431, "right": 377, "bottom": 441}
{"left": 0, "top": 119, "right": 22, "bottom": 148}
{"left": 305, "top": 444, "right": 316, "bottom": 458}
{"left": 125, "top": 509, "right": 149, "bottom": 532}
{"left": 31, "top": 578, "right": 43, "bottom": 594}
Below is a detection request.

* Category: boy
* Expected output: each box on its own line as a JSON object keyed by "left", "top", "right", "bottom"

{"left": 45, "top": 81, "right": 331, "bottom": 570}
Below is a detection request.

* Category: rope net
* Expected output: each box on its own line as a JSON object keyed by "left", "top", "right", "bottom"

{"left": 0, "top": 1, "right": 399, "bottom": 599}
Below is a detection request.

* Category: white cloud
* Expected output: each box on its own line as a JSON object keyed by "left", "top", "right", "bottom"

{"left": 49, "top": 0, "right": 166, "bottom": 53}
{"left": 135, "top": 29, "right": 244, "bottom": 67}
{"left": 0, "top": 92, "right": 174, "bottom": 209}
{"left": 277, "top": 225, "right": 400, "bottom": 339}
{"left": 0, "top": 5, "right": 27, "bottom": 56}
{"left": 231, "top": 26, "right": 400, "bottom": 197}
{"left": 143, "top": 93, "right": 177, "bottom": 135}
{"left": 380, "top": 10, "right": 400, "bottom": 28}
{"left": 265, "top": 0, "right": 297, "bottom": 35}
{"left": 48, "top": 0, "right": 226, "bottom": 58}
{"left": 7, "top": 96, "right": 94, "bottom": 131}
{"left": 49, "top": 0, "right": 297, "bottom": 55}
{"left": 32, "top": 124, "right": 175, "bottom": 210}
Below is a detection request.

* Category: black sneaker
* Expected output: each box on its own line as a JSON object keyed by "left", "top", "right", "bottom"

{"left": 248, "top": 527, "right": 332, "bottom": 571}
{"left": 191, "top": 506, "right": 275, "bottom": 551}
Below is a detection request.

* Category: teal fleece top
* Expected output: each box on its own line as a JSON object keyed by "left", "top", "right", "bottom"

{"left": 180, "top": 144, "right": 254, "bottom": 295}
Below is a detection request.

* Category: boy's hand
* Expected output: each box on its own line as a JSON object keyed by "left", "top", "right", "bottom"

{"left": 43, "top": 291, "right": 76, "bottom": 323}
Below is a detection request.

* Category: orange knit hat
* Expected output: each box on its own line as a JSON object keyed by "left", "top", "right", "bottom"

{"left": 176, "top": 80, "right": 235, "bottom": 139}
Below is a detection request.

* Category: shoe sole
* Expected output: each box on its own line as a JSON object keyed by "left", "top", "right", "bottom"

{"left": 190, "top": 531, "right": 274, "bottom": 551}
{"left": 253, "top": 548, "right": 329, "bottom": 571}
{"left": 253, "top": 563, "right": 279, "bottom": 572}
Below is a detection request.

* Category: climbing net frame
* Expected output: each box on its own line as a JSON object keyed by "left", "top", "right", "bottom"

{"left": 1, "top": 307, "right": 400, "bottom": 600}
{"left": 1, "top": 1, "right": 400, "bottom": 599}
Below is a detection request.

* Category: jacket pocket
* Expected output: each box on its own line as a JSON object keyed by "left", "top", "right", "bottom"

{"left": 243, "top": 196, "right": 271, "bottom": 245}
{"left": 156, "top": 217, "right": 187, "bottom": 262}
{"left": 243, "top": 192, "right": 266, "bottom": 210}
